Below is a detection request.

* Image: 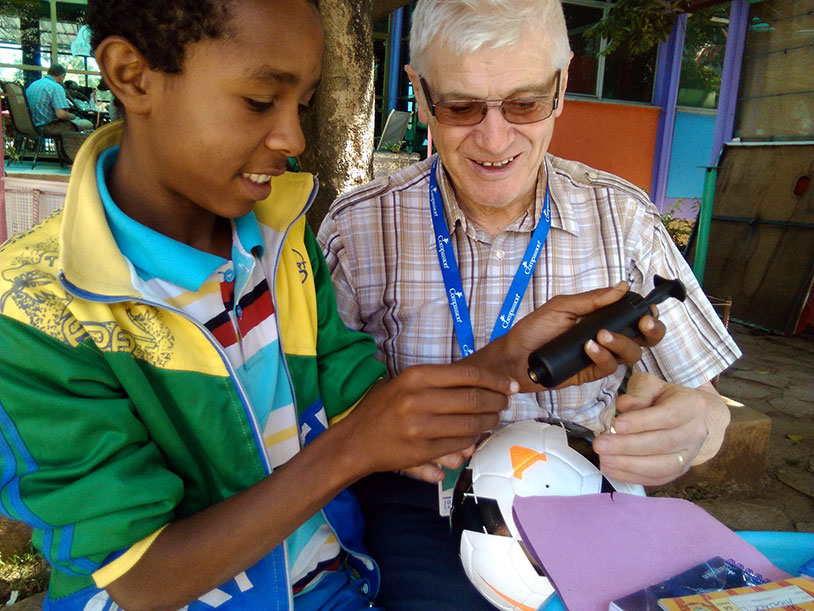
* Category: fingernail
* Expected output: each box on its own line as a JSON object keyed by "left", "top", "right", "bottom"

{"left": 509, "top": 379, "right": 520, "bottom": 394}
{"left": 610, "top": 425, "right": 617, "bottom": 434}
{"left": 643, "top": 317, "right": 655, "bottom": 331}
{"left": 598, "top": 330, "right": 613, "bottom": 343}
{"left": 586, "top": 339, "right": 600, "bottom": 354}
{"left": 613, "top": 419, "right": 630, "bottom": 433}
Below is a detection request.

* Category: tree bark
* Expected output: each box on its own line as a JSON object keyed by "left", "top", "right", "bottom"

{"left": 301, "top": 0, "right": 375, "bottom": 232}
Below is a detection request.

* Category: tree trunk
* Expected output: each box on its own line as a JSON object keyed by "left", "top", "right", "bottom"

{"left": 19, "top": 7, "right": 41, "bottom": 88}
{"left": 301, "top": 0, "right": 375, "bottom": 233}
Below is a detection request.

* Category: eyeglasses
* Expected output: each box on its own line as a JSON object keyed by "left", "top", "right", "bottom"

{"left": 419, "top": 72, "right": 560, "bottom": 126}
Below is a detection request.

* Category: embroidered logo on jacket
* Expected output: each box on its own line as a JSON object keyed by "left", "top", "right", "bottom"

{"left": 0, "top": 235, "right": 80, "bottom": 342}
{"left": 1, "top": 238, "right": 175, "bottom": 367}
{"left": 83, "top": 306, "right": 175, "bottom": 366}
{"left": 292, "top": 248, "right": 308, "bottom": 284}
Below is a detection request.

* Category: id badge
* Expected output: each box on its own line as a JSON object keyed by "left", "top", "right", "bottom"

{"left": 437, "top": 464, "right": 465, "bottom": 516}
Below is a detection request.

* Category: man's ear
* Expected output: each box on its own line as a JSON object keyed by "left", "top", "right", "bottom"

{"left": 94, "top": 36, "right": 155, "bottom": 116}
{"left": 553, "top": 52, "right": 573, "bottom": 120}
{"left": 405, "top": 64, "right": 431, "bottom": 126}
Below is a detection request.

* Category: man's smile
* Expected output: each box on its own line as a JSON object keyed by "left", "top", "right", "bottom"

{"left": 473, "top": 154, "right": 517, "bottom": 168}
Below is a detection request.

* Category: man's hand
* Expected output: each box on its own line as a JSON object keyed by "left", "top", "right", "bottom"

{"left": 337, "top": 363, "right": 518, "bottom": 478}
{"left": 469, "top": 283, "right": 666, "bottom": 393}
{"left": 591, "top": 372, "right": 730, "bottom": 486}
{"left": 55, "top": 108, "right": 76, "bottom": 121}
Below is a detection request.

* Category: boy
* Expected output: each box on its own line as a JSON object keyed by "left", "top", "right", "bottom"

{"left": 0, "top": 1, "right": 659, "bottom": 609}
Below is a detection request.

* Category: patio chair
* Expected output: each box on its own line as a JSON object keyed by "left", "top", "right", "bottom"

{"left": 0, "top": 80, "right": 65, "bottom": 169}
{"left": 376, "top": 109, "right": 412, "bottom": 152}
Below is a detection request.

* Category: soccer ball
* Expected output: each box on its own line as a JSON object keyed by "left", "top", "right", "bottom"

{"left": 450, "top": 419, "right": 645, "bottom": 611}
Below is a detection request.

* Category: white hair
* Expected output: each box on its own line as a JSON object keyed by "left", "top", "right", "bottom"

{"left": 409, "top": 0, "right": 571, "bottom": 76}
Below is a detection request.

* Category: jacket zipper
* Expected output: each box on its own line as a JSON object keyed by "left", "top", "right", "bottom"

{"left": 267, "top": 178, "right": 379, "bottom": 601}
{"left": 266, "top": 177, "right": 317, "bottom": 611}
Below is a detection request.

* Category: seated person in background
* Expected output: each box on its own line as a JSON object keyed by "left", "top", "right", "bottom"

{"left": 318, "top": 0, "right": 742, "bottom": 607}
{"left": 63, "top": 79, "right": 94, "bottom": 112}
{"left": 0, "top": 0, "right": 658, "bottom": 609}
{"left": 94, "top": 77, "right": 122, "bottom": 122}
{"left": 25, "top": 64, "right": 94, "bottom": 133}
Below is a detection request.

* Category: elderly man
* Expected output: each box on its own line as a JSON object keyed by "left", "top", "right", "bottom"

{"left": 25, "top": 64, "right": 94, "bottom": 135}
{"left": 318, "top": 0, "right": 741, "bottom": 608}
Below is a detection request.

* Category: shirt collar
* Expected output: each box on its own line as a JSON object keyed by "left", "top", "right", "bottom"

{"left": 544, "top": 154, "right": 581, "bottom": 237}
{"left": 96, "top": 146, "right": 265, "bottom": 291}
{"left": 434, "top": 154, "right": 577, "bottom": 237}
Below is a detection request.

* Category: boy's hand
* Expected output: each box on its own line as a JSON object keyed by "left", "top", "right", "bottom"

{"left": 339, "top": 364, "right": 518, "bottom": 478}
{"left": 592, "top": 372, "right": 730, "bottom": 486}
{"left": 468, "top": 283, "right": 666, "bottom": 393}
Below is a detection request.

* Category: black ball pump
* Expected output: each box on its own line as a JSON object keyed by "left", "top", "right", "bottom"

{"left": 528, "top": 276, "right": 687, "bottom": 388}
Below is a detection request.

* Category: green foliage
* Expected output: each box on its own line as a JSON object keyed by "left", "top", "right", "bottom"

{"left": 679, "top": 5, "right": 729, "bottom": 93}
{"left": 660, "top": 198, "right": 698, "bottom": 250}
{"left": 0, "top": 547, "right": 49, "bottom": 606}
{"left": 584, "top": 0, "right": 680, "bottom": 58}
{"left": 0, "top": 550, "right": 41, "bottom": 568}
{"left": 3, "top": 138, "right": 22, "bottom": 163}
{"left": 0, "top": 3, "right": 41, "bottom": 49}
{"left": 584, "top": 0, "right": 730, "bottom": 86}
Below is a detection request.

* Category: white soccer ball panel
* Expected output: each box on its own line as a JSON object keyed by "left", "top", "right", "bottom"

{"left": 471, "top": 420, "right": 563, "bottom": 476}
{"left": 461, "top": 530, "right": 554, "bottom": 611}
{"left": 469, "top": 421, "right": 604, "bottom": 533}
{"left": 510, "top": 452, "right": 602, "bottom": 499}
{"left": 471, "top": 420, "right": 598, "bottom": 480}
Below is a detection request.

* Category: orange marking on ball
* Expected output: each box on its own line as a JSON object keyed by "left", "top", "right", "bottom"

{"left": 510, "top": 445, "right": 547, "bottom": 480}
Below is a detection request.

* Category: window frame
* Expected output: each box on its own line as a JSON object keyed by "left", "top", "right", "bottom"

{"left": 563, "top": 0, "right": 611, "bottom": 100}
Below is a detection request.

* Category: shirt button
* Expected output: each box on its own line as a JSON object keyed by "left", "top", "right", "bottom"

{"left": 224, "top": 269, "right": 235, "bottom": 282}
{"left": 235, "top": 305, "right": 243, "bottom": 318}
{"left": 587, "top": 171, "right": 598, "bottom": 180}
{"left": 495, "top": 250, "right": 505, "bottom": 260}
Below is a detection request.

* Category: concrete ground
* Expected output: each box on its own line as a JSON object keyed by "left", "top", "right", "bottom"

{"left": 654, "top": 321, "right": 814, "bottom": 533}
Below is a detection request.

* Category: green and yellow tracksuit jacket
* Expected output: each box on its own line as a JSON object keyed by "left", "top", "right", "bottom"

{"left": 0, "top": 124, "right": 385, "bottom": 610}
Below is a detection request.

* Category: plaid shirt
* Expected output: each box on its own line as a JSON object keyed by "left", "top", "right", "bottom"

{"left": 25, "top": 75, "right": 70, "bottom": 127}
{"left": 318, "top": 154, "right": 741, "bottom": 433}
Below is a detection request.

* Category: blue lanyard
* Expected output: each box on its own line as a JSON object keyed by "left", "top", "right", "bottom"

{"left": 429, "top": 157, "right": 551, "bottom": 357}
